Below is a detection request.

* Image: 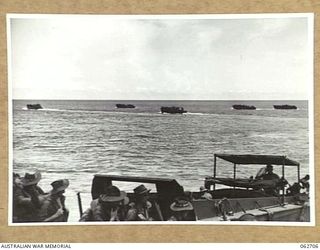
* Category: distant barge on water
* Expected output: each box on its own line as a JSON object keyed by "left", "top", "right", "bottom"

{"left": 273, "top": 105, "right": 297, "bottom": 110}
{"left": 26, "top": 104, "right": 43, "bottom": 110}
{"left": 232, "top": 104, "right": 256, "bottom": 110}
{"left": 161, "top": 106, "right": 187, "bottom": 114}
{"left": 116, "top": 104, "right": 135, "bottom": 108}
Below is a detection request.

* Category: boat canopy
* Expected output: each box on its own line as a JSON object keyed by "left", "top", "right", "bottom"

{"left": 215, "top": 154, "right": 299, "bottom": 166}
{"left": 211, "top": 154, "right": 301, "bottom": 191}
{"left": 93, "top": 174, "right": 181, "bottom": 184}
{"left": 91, "top": 174, "right": 184, "bottom": 200}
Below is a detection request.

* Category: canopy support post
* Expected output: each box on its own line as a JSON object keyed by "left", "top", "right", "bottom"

{"left": 213, "top": 154, "right": 217, "bottom": 190}
{"left": 297, "top": 164, "right": 300, "bottom": 183}
{"left": 233, "top": 163, "right": 236, "bottom": 190}
{"left": 281, "top": 157, "right": 285, "bottom": 204}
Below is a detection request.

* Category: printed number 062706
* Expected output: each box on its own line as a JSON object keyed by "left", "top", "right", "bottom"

{"left": 300, "top": 244, "right": 319, "bottom": 248}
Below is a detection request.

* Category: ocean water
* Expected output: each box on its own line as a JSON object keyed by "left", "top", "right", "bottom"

{"left": 12, "top": 100, "right": 310, "bottom": 222}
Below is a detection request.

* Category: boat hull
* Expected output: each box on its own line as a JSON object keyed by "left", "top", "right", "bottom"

{"left": 273, "top": 105, "right": 297, "bottom": 110}
{"left": 192, "top": 196, "right": 309, "bottom": 222}
{"left": 253, "top": 203, "right": 309, "bottom": 221}
{"left": 116, "top": 104, "right": 135, "bottom": 108}
{"left": 26, "top": 104, "right": 43, "bottom": 110}
{"left": 232, "top": 105, "right": 256, "bottom": 110}
{"left": 160, "top": 106, "right": 187, "bottom": 114}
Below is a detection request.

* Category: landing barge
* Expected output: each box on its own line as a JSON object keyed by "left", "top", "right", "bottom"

{"left": 232, "top": 105, "right": 256, "bottom": 110}
{"left": 26, "top": 104, "right": 43, "bottom": 110}
{"left": 116, "top": 104, "right": 135, "bottom": 108}
{"left": 82, "top": 154, "right": 309, "bottom": 222}
{"left": 160, "top": 106, "right": 187, "bottom": 114}
{"left": 273, "top": 105, "right": 297, "bottom": 110}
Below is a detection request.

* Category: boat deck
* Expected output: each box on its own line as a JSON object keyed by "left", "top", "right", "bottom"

{"left": 199, "top": 203, "right": 306, "bottom": 221}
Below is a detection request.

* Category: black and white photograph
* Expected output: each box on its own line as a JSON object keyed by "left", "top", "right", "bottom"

{"left": 8, "top": 14, "right": 314, "bottom": 225}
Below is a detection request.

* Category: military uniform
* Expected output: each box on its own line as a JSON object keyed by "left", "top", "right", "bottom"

{"left": 13, "top": 185, "right": 44, "bottom": 222}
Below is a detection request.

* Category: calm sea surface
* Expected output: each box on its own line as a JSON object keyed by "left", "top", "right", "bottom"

{"left": 12, "top": 100, "right": 310, "bottom": 222}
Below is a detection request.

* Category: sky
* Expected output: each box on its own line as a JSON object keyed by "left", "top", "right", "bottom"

{"left": 9, "top": 15, "right": 313, "bottom": 100}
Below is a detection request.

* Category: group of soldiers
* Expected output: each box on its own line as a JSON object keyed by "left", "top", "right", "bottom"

{"left": 13, "top": 171, "right": 196, "bottom": 222}
{"left": 254, "top": 164, "right": 310, "bottom": 196}
{"left": 79, "top": 184, "right": 195, "bottom": 222}
{"left": 13, "top": 171, "right": 69, "bottom": 223}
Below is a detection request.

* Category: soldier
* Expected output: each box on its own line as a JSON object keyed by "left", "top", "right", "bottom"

{"left": 126, "top": 184, "right": 153, "bottom": 221}
{"left": 13, "top": 171, "right": 45, "bottom": 222}
{"left": 167, "top": 199, "right": 195, "bottom": 221}
{"left": 80, "top": 185, "right": 128, "bottom": 222}
{"left": 300, "top": 175, "right": 310, "bottom": 194}
{"left": 40, "top": 179, "right": 70, "bottom": 222}
{"left": 256, "top": 164, "right": 280, "bottom": 181}
{"left": 255, "top": 165, "right": 281, "bottom": 196}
